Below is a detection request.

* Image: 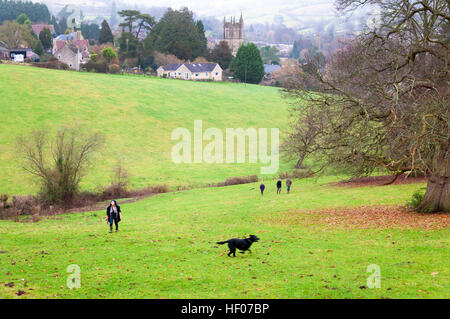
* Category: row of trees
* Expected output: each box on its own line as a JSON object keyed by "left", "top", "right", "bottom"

{"left": 0, "top": 0, "right": 50, "bottom": 25}
{"left": 93, "top": 7, "right": 265, "bottom": 83}
{"left": 0, "top": 4, "right": 266, "bottom": 84}
{"left": 0, "top": 13, "right": 54, "bottom": 57}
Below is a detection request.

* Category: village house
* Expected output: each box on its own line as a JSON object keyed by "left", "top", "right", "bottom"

{"left": 52, "top": 30, "right": 89, "bottom": 70}
{"left": 157, "top": 63, "right": 223, "bottom": 81}
{"left": 52, "top": 31, "right": 89, "bottom": 56}
{"left": 53, "top": 43, "right": 82, "bottom": 70}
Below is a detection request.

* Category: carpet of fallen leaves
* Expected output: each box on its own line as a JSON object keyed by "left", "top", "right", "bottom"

{"left": 331, "top": 174, "right": 426, "bottom": 188}
{"left": 265, "top": 206, "right": 449, "bottom": 230}
{"left": 307, "top": 206, "right": 449, "bottom": 230}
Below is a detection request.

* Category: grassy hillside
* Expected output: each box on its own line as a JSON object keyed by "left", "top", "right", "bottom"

{"left": 1, "top": 176, "right": 446, "bottom": 299}
{"left": 0, "top": 64, "right": 290, "bottom": 195}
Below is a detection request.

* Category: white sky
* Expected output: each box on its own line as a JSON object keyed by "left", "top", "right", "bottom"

{"left": 125, "top": 0, "right": 337, "bottom": 18}
{"left": 44, "top": 0, "right": 340, "bottom": 24}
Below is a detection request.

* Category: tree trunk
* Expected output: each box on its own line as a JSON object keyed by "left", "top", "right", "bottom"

{"left": 295, "top": 153, "right": 306, "bottom": 169}
{"left": 417, "top": 147, "right": 449, "bottom": 213}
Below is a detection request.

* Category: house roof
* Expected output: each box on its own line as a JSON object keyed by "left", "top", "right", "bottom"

{"left": 56, "top": 34, "right": 73, "bottom": 41}
{"left": 31, "top": 24, "right": 55, "bottom": 35}
{"left": 162, "top": 63, "right": 183, "bottom": 71}
{"left": 264, "top": 64, "right": 281, "bottom": 73}
{"left": 9, "top": 48, "right": 32, "bottom": 53}
{"left": 68, "top": 44, "right": 79, "bottom": 54}
{"left": 55, "top": 43, "right": 79, "bottom": 56}
{"left": 161, "top": 63, "right": 220, "bottom": 73}
{"left": 54, "top": 39, "right": 89, "bottom": 52}
{"left": 184, "top": 63, "right": 219, "bottom": 72}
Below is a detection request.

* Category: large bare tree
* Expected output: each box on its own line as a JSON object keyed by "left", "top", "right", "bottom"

{"left": 284, "top": 0, "right": 449, "bottom": 212}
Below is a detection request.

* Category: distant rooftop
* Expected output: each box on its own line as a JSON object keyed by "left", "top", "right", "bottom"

{"left": 161, "top": 63, "right": 220, "bottom": 73}
{"left": 264, "top": 64, "right": 281, "bottom": 73}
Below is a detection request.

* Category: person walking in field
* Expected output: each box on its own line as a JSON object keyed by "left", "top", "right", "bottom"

{"left": 286, "top": 178, "right": 292, "bottom": 194}
{"left": 106, "top": 200, "right": 122, "bottom": 233}
{"left": 260, "top": 183, "right": 265, "bottom": 196}
{"left": 276, "top": 179, "right": 282, "bottom": 194}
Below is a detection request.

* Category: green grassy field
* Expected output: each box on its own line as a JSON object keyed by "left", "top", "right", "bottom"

{"left": 0, "top": 176, "right": 448, "bottom": 299}
{"left": 0, "top": 64, "right": 448, "bottom": 299}
{"left": 0, "top": 64, "right": 290, "bottom": 195}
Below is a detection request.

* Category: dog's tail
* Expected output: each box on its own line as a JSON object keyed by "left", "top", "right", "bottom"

{"left": 216, "top": 240, "right": 229, "bottom": 245}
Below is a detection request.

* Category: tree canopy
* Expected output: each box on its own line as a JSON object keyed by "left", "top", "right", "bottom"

{"left": 0, "top": 20, "right": 35, "bottom": 49}
{"left": 81, "top": 23, "right": 100, "bottom": 41}
{"left": 208, "top": 40, "right": 233, "bottom": 70}
{"left": 230, "top": 43, "right": 265, "bottom": 84}
{"left": 98, "top": 20, "right": 114, "bottom": 44}
{"left": 38, "top": 27, "right": 52, "bottom": 50}
{"left": 148, "top": 7, "right": 207, "bottom": 61}
{"left": 0, "top": 0, "right": 51, "bottom": 25}
{"left": 284, "top": 0, "right": 449, "bottom": 212}
{"left": 260, "top": 45, "right": 280, "bottom": 65}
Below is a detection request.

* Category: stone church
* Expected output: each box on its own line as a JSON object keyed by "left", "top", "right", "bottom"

{"left": 223, "top": 14, "right": 244, "bottom": 55}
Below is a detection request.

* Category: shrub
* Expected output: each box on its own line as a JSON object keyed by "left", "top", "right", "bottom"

{"left": 217, "top": 175, "right": 259, "bottom": 187}
{"left": 279, "top": 169, "right": 314, "bottom": 179}
{"left": 108, "top": 64, "right": 120, "bottom": 74}
{"left": 99, "top": 162, "right": 131, "bottom": 199}
{"left": 149, "top": 184, "right": 169, "bottom": 194}
{"left": 32, "top": 60, "right": 69, "bottom": 70}
{"left": 408, "top": 188, "right": 427, "bottom": 211}
{"left": 0, "top": 194, "right": 8, "bottom": 207}
{"left": 11, "top": 195, "right": 39, "bottom": 215}
{"left": 85, "top": 61, "right": 108, "bottom": 73}
{"left": 279, "top": 172, "right": 289, "bottom": 179}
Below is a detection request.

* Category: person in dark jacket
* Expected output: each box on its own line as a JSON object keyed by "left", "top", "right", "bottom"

{"left": 106, "top": 200, "right": 121, "bottom": 233}
{"left": 260, "top": 183, "right": 265, "bottom": 196}
{"left": 276, "top": 180, "right": 282, "bottom": 194}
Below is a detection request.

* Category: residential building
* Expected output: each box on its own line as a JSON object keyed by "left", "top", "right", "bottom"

{"left": 52, "top": 31, "right": 89, "bottom": 56}
{"left": 157, "top": 63, "right": 223, "bottom": 81}
{"left": 53, "top": 43, "right": 82, "bottom": 70}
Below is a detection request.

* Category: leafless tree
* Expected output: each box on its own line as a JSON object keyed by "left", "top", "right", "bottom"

{"left": 17, "top": 127, "right": 102, "bottom": 204}
{"left": 284, "top": 0, "right": 449, "bottom": 212}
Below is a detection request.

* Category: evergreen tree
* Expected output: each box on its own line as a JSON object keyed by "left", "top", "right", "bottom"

{"left": 39, "top": 27, "right": 52, "bottom": 49}
{"left": 148, "top": 7, "right": 206, "bottom": 61}
{"left": 290, "top": 40, "right": 300, "bottom": 59}
{"left": 98, "top": 19, "right": 114, "bottom": 44}
{"left": 196, "top": 20, "right": 207, "bottom": 57}
{"left": 0, "top": 1, "right": 51, "bottom": 25}
{"left": 230, "top": 43, "right": 265, "bottom": 84}
{"left": 81, "top": 23, "right": 100, "bottom": 40}
{"left": 32, "top": 39, "right": 43, "bottom": 55}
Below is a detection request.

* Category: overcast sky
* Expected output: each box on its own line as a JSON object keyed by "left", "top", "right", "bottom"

{"left": 44, "top": 0, "right": 342, "bottom": 25}
{"left": 127, "top": 0, "right": 338, "bottom": 20}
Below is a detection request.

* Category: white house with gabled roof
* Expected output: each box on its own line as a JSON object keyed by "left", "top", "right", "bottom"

{"left": 157, "top": 63, "right": 223, "bottom": 81}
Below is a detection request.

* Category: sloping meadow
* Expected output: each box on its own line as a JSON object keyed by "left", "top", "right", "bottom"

{"left": 0, "top": 64, "right": 290, "bottom": 195}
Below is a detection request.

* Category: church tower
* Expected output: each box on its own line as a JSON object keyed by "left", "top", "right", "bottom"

{"left": 223, "top": 13, "right": 244, "bottom": 55}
